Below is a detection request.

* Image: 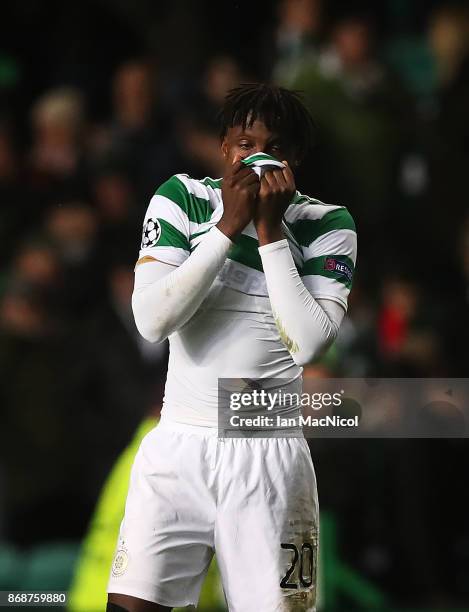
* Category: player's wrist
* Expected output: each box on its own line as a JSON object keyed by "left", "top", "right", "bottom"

{"left": 209, "top": 225, "right": 234, "bottom": 250}
{"left": 255, "top": 222, "right": 284, "bottom": 246}
{"left": 216, "top": 218, "right": 243, "bottom": 241}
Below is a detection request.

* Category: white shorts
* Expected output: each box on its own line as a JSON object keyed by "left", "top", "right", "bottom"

{"left": 107, "top": 419, "right": 319, "bottom": 611}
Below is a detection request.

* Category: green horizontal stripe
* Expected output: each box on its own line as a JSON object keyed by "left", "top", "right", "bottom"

{"left": 189, "top": 228, "right": 211, "bottom": 249}
{"left": 292, "top": 193, "right": 323, "bottom": 205}
{"left": 227, "top": 234, "right": 302, "bottom": 274}
{"left": 190, "top": 231, "right": 263, "bottom": 270}
{"left": 201, "top": 177, "right": 222, "bottom": 189}
{"left": 287, "top": 207, "right": 356, "bottom": 247}
{"left": 242, "top": 153, "right": 279, "bottom": 165}
{"left": 292, "top": 193, "right": 306, "bottom": 204}
{"left": 155, "top": 176, "right": 213, "bottom": 224}
{"left": 190, "top": 228, "right": 210, "bottom": 240}
{"left": 156, "top": 218, "right": 190, "bottom": 250}
{"left": 301, "top": 254, "right": 354, "bottom": 288}
{"left": 227, "top": 234, "right": 263, "bottom": 272}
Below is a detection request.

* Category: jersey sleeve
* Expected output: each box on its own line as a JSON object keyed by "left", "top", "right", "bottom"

{"left": 138, "top": 175, "right": 192, "bottom": 266}
{"left": 300, "top": 207, "right": 357, "bottom": 310}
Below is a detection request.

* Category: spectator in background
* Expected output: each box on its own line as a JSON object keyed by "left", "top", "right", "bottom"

{"left": 200, "top": 56, "right": 243, "bottom": 125}
{"left": 378, "top": 277, "right": 445, "bottom": 376}
{"left": 428, "top": 5, "right": 469, "bottom": 87}
{"left": 270, "top": 0, "right": 323, "bottom": 85}
{"left": 91, "top": 165, "right": 140, "bottom": 257}
{"left": 44, "top": 201, "right": 102, "bottom": 317}
{"left": 9, "top": 240, "right": 63, "bottom": 314}
{"left": 90, "top": 59, "right": 183, "bottom": 200}
{"left": 378, "top": 278, "right": 419, "bottom": 359}
{"left": 112, "top": 61, "right": 155, "bottom": 133}
{"left": 28, "top": 87, "right": 86, "bottom": 205}
{"left": 1, "top": 279, "right": 55, "bottom": 339}
{"left": 4, "top": 239, "right": 65, "bottom": 332}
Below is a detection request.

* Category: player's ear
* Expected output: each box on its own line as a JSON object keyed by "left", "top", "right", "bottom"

{"left": 221, "top": 139, "right": 229, "bottom": 159}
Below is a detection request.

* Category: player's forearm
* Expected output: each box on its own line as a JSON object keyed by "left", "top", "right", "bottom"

{"left": 132, "top": 227, "right": 232, "bottom": 343}
{"left": 259, "top": 239, "right": 344, "bottom": 366}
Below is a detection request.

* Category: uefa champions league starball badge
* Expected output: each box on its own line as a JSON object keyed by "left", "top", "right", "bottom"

{"left": 141, "top": 218, "right": 162, "bottom": 248}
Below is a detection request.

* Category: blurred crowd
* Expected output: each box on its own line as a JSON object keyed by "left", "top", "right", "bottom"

{"left": 0, "top": 0, "right": 468, "bottom": 606}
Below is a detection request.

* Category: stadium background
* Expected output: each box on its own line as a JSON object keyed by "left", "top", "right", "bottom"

{"left": 0, "top": 0, "right": 468, "bottom": 609}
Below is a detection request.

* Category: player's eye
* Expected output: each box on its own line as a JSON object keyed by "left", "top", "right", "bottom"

{"left": 239, "top": 142, "right": 252, "bottom": 150}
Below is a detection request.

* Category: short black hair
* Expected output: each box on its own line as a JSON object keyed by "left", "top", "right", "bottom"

{"left": 219, "top": 83, "right": 316, "bottom": 162}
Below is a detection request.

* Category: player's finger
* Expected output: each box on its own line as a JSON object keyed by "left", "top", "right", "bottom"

{"left": 230, "top": 160, "right": 246, "bottom": 174}
{"left": 259, "top": 174, "right": 270, "bottom": 197}
{"left": 238, "top": 172, "right": 260, "bottom": 188}
{"left": 273, "top": 168, "right": 288, "bottom": 189}
{"left": 281, "top": 160, "right": 296, "bottom": 190}
{"left": 231, "top": 162, "right": 258, "bottom": 181}
{"left": 234, "top": 166, "right": 257, "bottom": 182}
{"left": 240, "top": 170, "right": 260, "bottom": 182}
{"left": 262, "top": 170, "right": 276, "bottom": 188}
{"left": 232, "top": 161, "right": 255, "bottom": 175}
{"left": 247, "top": 180, "right": 261, "bottom": 195}
{"left": 263, "top": 170, "right": 282, "bottom": 190}
{"left": 243, "top": 178, "right": 261, "bottom": 198}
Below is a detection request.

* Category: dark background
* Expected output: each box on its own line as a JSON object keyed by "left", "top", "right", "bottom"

{"left": 0, "top": 0, "right": 468, "bottom": 609}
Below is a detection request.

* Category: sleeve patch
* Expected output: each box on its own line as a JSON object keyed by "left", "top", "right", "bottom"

{"left": 141, "top": 218, "right": 162, "bottom": 248}
{"left": 324, "top": 257, "right": 353, "bottom": 283}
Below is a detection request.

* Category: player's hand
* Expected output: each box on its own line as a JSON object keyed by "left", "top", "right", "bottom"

{"left": 255, "top": 161, "right": 296, "bottom": 246}
{"left": 218, "top": 160, "right": 260, "bottom": 240}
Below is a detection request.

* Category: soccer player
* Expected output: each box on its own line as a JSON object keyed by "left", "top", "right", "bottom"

{"left": 107, "top": 84, "right": 357, "bottom": 612}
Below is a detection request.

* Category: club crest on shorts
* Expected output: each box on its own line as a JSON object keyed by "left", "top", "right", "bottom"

{"left": 141, "top": 218, "right": 161, "bottom": 248}
{"left": 112, "top": 548, "right": 129, "bottom": 577}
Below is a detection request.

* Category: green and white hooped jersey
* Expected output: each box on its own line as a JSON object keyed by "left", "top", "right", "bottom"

{"left": 139, "top": 173, "right": 357, "bottom": 426}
